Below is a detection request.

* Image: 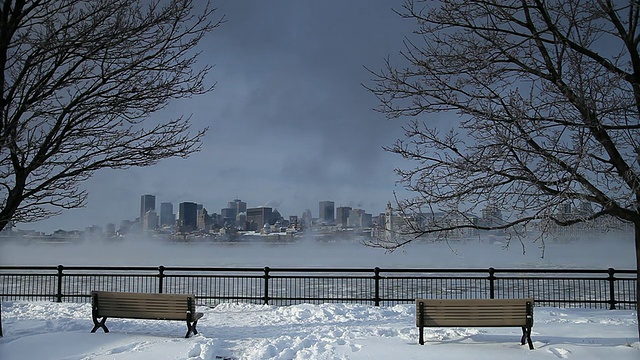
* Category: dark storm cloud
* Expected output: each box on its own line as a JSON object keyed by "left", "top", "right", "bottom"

{"left": 200, "top": 0, "right": 410, "bottom": 174}
{"left": 25, "top": 0, "right": 416, "bottom": 232}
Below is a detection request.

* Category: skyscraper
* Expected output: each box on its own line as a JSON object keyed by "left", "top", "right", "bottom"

{"left": 319, "top": 201, "right": 335, "bottom": 224}
{"left": 246, "top": 207, "right": 272, "bottom": 231}
{"left": 336, "top": 206, "right": 352, "bottom": 228}
{"left": 140, "top": 194, "right": 155, "bottom": 222}
{"left": 178, "top": 202, "right": 198, "bottom": 232}
{"left": 220, "top": 207, "right": 236, "bottom": 225}
{"left": 160, "top": 202, "right": 174, "bottom": 227}
{"left": 197, "top": 207, "right": 209, "bottom": 231}
{"left": 229, "top": 199, "right": 247, "bottom": 215}
{"left": 143, "top": 210, "right": 158, "bottom": 231}
{"left": 225, "top": 199, "right": 247, "bottom": 228}
{"left": 301, "top": 209, "right": 312, "bottom": 228}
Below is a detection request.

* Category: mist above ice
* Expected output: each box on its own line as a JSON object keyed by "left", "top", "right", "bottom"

{"left": 0, "top": 234, "right": 634, "bottom": 269}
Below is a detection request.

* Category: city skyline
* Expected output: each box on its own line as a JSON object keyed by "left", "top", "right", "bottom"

{"left": 139, "top": 195, "right": 378, "bottom": 233}
{"left": 11, "top": 190, "right": 633, "bottom": 239}
{"left": 14, "top": 192, "right": 387, "bottom": 234}
{"left": 14, "top": 195, "right": 391, "bottom": 235}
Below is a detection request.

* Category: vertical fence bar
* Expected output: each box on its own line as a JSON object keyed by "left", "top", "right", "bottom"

{"left": 158, "top": 266, "right": 165, "bottom": 294}
{"left": 488, "top": 267, "right": 495, "bottom": 299}
{"left": 263, "top": 267, "right": 270, "bottom": 305}
{"left": 56, "top": 265, "right": 64, "bottom": 303}
{"left": 373, "top": 267, "right": 381, "bottom": 306}
{"left": 608, "top": 268, "right": 616, "bottom": 310}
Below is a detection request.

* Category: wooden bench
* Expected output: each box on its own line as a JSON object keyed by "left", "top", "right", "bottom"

{"left": 90, "top": 291, "right": 203, "bottom": 338}
{"left": 415, "top": 298, "right": 534, "bottom": 349}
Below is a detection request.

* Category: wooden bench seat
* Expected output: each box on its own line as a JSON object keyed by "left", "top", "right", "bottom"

{"left": 415, "top": 298, "right": 534, "bottom": 349}
{"left": 91, "top": 291, "right": 203, "bottom": 338}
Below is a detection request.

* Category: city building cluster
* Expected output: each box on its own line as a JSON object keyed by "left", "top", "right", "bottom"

{"left": 2, "top": 195, "right": 633, "bottom": 242}
{"left": 124, "top": 195, "right": 379, "bottom": 240}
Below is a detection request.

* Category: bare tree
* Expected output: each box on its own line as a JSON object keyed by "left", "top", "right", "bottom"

{"left": 0, "top": 0, "right": 222, "bottom": 231}
{"left": 368, "top": 0, "right": 640, "bottom": 333}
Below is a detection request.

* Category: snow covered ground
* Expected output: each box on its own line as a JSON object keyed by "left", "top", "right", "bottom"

{"left": 0, "top": 300, "right": 637, "bottom": 359}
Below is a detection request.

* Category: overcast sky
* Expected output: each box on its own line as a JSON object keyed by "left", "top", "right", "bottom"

{"left": 24, "top": 0, "right": 419, "bottom": 233}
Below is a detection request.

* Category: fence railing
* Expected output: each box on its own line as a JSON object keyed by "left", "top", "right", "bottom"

{"left": 0, "top": 265, "right": 636, "bottom": 309}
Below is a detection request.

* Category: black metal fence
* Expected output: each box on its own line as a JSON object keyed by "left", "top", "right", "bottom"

{"left": 0, "top": 265, "right": 636, "bottom": 309}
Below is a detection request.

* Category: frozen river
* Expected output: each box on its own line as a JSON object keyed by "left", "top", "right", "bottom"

{"left": 0, "top": 234, "right": 635, "bottom": 269}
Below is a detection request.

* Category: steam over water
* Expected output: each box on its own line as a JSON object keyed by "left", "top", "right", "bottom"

{"left": 0, "top": 235, "right": 634, "bottom": 269}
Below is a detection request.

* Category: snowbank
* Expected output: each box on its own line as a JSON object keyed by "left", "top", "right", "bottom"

{"left": 0, "top": 301, "right": 638, "bottom": 359}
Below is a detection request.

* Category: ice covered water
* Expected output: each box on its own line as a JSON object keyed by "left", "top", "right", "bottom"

{"left": 0, "top": 234, "right": 634, "bottom": 269}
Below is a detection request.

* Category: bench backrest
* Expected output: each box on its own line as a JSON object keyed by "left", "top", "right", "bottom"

{"left": 415, "top": 298, "right": 534, "bottom": 327}
{"left": 91, "top": 291, "right": 198, "bottom": 321}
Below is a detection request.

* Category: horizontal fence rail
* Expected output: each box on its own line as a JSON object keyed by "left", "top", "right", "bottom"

{"left": 0, "top": 266, "right": 636, "bottom": 309}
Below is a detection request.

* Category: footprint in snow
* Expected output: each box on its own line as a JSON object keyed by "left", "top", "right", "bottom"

{"left": 107, "top": 341, "right": 146, "bottom": 354}
{"left": 549, "top": 347, "right": 572, "bottom": 358}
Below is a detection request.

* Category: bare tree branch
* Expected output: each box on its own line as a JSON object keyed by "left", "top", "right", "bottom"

{"left": 0, "top": 0, "right": 223, "bottom": 227}
{"left": 366, "top": 0, "right": 640, "bottom": 336}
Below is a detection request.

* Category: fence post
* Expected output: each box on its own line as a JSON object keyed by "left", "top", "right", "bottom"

{"left": 56, "top": 265, "right": 64, "bottom": 303}
{"left": 373, "top": 267, "right": 381, "bottom": 306}
{"left": 488, "top": 267, "right": 496, "bottom": 299}
{"left": 607, "top": 268, "right": 616, "bottom": 310}
{"left": 158, "top": 266, "right": 165, "bottom": 294}
{"left": 263, "top": 267, "right": 270, "bottom": 305}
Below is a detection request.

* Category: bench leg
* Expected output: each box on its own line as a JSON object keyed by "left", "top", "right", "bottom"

{"left": 521, "top": 327, "right": 534, "bottom": 350}
{"left": 418, "top": 301, "right": 425, "bottom": 345}
{"left": 91, "top": 316, "right": 109, "bottom": 333}
{"left": 185, "top": 319, "right": 199, "bottom": 338}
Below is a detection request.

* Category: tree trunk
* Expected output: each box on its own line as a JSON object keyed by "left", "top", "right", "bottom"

{"left": 635, "top": 222, "right": 639, "bottom": 340}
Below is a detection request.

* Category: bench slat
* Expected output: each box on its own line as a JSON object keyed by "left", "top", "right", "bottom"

{"left": 417, "top": 299, "right": 531, "bottom": 306}
{"left": 421, "top": 319, "right": 527, "bottom": 327}
{"left": 99, "top": 303, "right": 188, "bottom": 314}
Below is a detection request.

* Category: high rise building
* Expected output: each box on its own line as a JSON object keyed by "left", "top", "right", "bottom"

{"left": 229, "top": 199, "right": 247, "bottom": 215}
{"left": 336, "top": 206, "right": 352, "bottom": 228}
{"left": 197, "top": 207, "right": 209, "bottom": 231}
{"left": 319, "top": 201, "right": 335, "bottom": 224}
{"left": 160, "top": 202, "right": 175, "bottom": 227}
{"left": 246, "top": 207, "right": 272, "bottom": 231}
{"left": 220, "top": 208, "right": 236, "bottom": 226}
{"left": 178, "top": 202, "right": 198, "bottom": 232}
{"left": 384, "top": 202, "right": 394, "bottom": 242}
{"left": 140, "top": 194, "right": 155, "bottom": 222}
{"left": 301, "top": 209, "right": 312, "bottom": 228}
{"left": 143, "top": 210, "right": 158, "bottom": 231}
{"left": 220, "top": 199, "right": 247, "bottom": 227}
{"left": 347, "top": 208, "right": 372, "bottom": 228}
